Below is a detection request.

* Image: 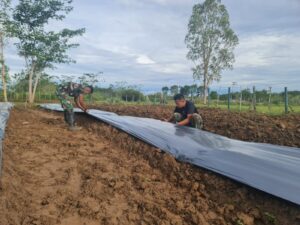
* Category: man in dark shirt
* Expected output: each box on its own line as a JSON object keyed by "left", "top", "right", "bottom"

{"left": 56, "top": 82, "right": 93, "bottom": 131}
{"left": 167, "top": 94, "right": 203, "bottom": 129}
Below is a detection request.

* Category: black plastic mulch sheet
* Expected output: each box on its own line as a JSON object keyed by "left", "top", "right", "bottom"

{"left": 0, "top": 103, "right": 13, "bottom": 176}
{"left": 40, "top": 104, "right": 300, "bottom": 205}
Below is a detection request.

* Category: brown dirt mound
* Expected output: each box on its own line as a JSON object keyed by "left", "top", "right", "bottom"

{"left": 0, "top": 107, "right": 299, "bottom": 225}
{"left": 91, "top": 104, "right": 300, "bottom": 148}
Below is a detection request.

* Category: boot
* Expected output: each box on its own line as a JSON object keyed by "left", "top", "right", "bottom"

{"left": 67, "top": 110, "right": 82, "bottom": 131}
{"left": 69, "top": 126, "right": 82, "bottom": 131}
{"left": 63, "top": 110, "right": 68, "bottom": 123}
{"left": 192, "top": 114, "right": 203, "bottom": 130}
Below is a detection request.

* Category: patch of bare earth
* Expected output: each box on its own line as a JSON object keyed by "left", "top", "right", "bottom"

{"left": 0, "top": 107, "right": 299, "bottom": 225}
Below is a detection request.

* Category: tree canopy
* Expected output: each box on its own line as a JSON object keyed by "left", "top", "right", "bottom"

{"left": 0, "top": 0, "right": 11, "bottom": 102}
{"left": 185, "top": 0, "right": 238, "bottom": 104}
{"left": 6, "top": 0, "right": 85, "bottom": 103}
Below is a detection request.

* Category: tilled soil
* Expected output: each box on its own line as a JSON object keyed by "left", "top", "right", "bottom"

{"left": 0, "top": 106, "right": 299, "bottom": 225}
{"left": 92, "top": 104, "right": 300, "bottom": 148}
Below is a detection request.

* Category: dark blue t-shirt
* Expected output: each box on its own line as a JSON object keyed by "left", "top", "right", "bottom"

{"left": 174, "top": 100, "right": 198, "bottom": 125}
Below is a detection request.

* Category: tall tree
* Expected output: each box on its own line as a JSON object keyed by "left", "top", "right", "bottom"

{"left": 185, "top": 0, "right": 238, "bottom": 104}
{"left": 78, "top": 71, "right": 104, "bottom": 103}
{"left": 197, "top": 86, "right": 205, "bottom": 98}
{"left": 7, "top": 0, "right": 85, "bottom": 103}
{"left": 78, "top": 72, "right": 104, "bottom": 86}
{"left": 190, "top": 84, "right": 198, "bottom": 99}
{"left": 170, "top": 85, "right": 179, "bottom": 96}
{"left": 209, "top": 91, "right": 218, "bottom": 99}
{"left": 0, "top": 0, "right": 11, "bottom": 102}
{"left": 59, "top": 75, "right": 73, "bottom": 84}
{"left": 162, "top": 86, "right": 169, "bottom": 96}
{"left": 180, "top": 85, "right": 191, "bottom": 97}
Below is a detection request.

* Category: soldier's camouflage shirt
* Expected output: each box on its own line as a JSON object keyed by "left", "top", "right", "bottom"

{"left": 57, "top": 82, "right": 83, "bottom": 98}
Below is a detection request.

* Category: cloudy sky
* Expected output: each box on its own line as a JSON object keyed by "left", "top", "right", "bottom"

{"left": 6, "top": 0, "right": 300, "bottom": 92}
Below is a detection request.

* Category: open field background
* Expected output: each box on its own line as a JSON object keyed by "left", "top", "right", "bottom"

{"left": 1, "top": 81, "right": 300, "bottom": 115}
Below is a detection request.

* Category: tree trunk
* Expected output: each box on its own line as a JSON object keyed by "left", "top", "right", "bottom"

{"left": 31, "top": 72, "right": 41, "bottom": 103}
{"left": 0, "top": 33, "right": 7, "bottom": 102}
{"left": 203, "top": 42, "right": 212, "bottom": 105}
{"left": 28, "top": 63, "right": 36, "bottom": 103}
{"left": 268, "top": 87, "right": 272, "bottom": 112}
{"left": 202, "top": 57, "right": 210, "bottom": 105}
{"left": 28, "top": 72, "right": 33, "bottom": 103}
{"left": 239, "top": 90, "right": 243, "bottom": 112}
{"left": 203, "top": 77, "right": 207, "bottom": 105}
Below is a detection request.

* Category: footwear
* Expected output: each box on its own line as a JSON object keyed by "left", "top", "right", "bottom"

{"left": 192, "top": 114, "right": 203, "bottom": 129}
{"left": 63, "top": 110, "right": 68, "bottom": 123}
{"left": 65, "top": 110, "right": 81, "bottom": 131}
{"left": 68, "top": 126, "right": 82, "bottom": 131}
{"left": 66, "top": 109, "right": 75, "bottom": 126}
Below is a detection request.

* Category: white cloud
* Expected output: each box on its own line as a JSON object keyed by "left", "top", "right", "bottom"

{"left": 235, "top": 33, "right": 300, "bottom": 69}
{"left": 117, "top": 0, "right": 195, "bottom": 6}
{"left": 136, "top": 55, "right": 155, "bottom": 64}
{"left": 4, "top": 0, "right": 300, "bottom": 91}
{"left": 150, "top": 0, "right": 195, "bottom": 5}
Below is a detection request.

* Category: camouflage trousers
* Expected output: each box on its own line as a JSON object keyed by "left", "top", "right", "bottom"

{"left": 56, "top": 89, "right": 76, "bottom": 127}
{"left": 174, "top": 113, "right": 203, "bottom": 129}
{"left": 56, "top": 88, "right": 73, "bottom": 111}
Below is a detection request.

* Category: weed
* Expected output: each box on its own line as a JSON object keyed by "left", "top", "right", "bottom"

{"left": 264, "top": 212, "right": 276, "bottom": 224}
{"left": 235, "top": 219, "right": 244, "bottom": 225}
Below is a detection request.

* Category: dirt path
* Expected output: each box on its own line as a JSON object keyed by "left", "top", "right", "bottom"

{"left": 0, "top": 107, "right": 299, "bottom": 225}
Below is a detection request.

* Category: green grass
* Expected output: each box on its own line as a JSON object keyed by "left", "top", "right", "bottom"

{"left": 235, "top": 220, "right": 244, "bottom": 225}
{"left": 2, "top": 94, "right": 300, "bottom": 115}
{"left": 89, "top": 99, "right": 300, "bottom": 115}
{"left": 199, "top": 102, "right": 300, "bottom": 115}
{"left": 264, "top": 212, "right": 277, "bottom": 224}
{"left": 89, "top": 98, "right": 300, "bottom": 115}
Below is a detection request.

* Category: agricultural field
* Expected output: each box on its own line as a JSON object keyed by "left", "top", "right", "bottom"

{"left": 92, "top": 104, "right": 300, "bottom": 147}
{"left": 0, "top": 104, "right": 299, "bottom": 225}
{"left": 0, "top": 1, "right": 300, "bottom": 224}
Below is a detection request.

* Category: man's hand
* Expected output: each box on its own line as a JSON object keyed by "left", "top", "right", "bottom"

{"left": 82, "top": 108, "right": 88, "bottom": 113}
{"left": 75, "top": 95, "right": 88, "bottom": 113}
{"left": 177, "top": 117, "right": 190, "bottom": 126}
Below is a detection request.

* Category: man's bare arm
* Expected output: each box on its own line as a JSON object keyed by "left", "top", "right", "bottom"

{"left": 75, "top": 95, "right": 87, "bottom": 112}
{"left": 177, "top": 114, "right": 192, "bottom": 126}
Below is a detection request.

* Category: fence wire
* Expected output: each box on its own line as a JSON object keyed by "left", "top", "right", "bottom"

{"left": 0, "top": 85, "right": 299, "bottom": 114}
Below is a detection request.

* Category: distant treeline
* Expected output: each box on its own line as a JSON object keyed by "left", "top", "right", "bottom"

{"left": 0, "top": 73, "right": 147, "bottom": 103}
{"left": 1, "top": 73, "right": 299, "bottom": 105}
{"left": 161, "top": 85, "right": 300, "bottom": 105}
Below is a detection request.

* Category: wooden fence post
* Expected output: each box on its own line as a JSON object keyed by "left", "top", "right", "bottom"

{"left": 228, "top": 87, "right": 231, "bottom": 111}
{"left": 239, "top": 88, "right": 242, "bottom": 112}
{"left": 207, "top": 87, "right": 210, "bottom": 107}
{"left": 268, "top": 86, "right": 272, "bottom": 112}
{"left": 252, "top": 86, "right": 256, "bottom": 111}
{"left": 284, "top": 87, "right": 288, "bottom": 114}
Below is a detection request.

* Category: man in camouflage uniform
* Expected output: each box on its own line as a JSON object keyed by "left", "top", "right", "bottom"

{"left": 166, "top": 94, "right": 203, "bottom": 129}
{"left": 56, "top": 82, "right": 93, "bottom": 131}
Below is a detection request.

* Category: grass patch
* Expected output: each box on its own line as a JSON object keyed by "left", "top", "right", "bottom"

{"left": 264, "top": 212, "right": 276, "bottom": 224}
